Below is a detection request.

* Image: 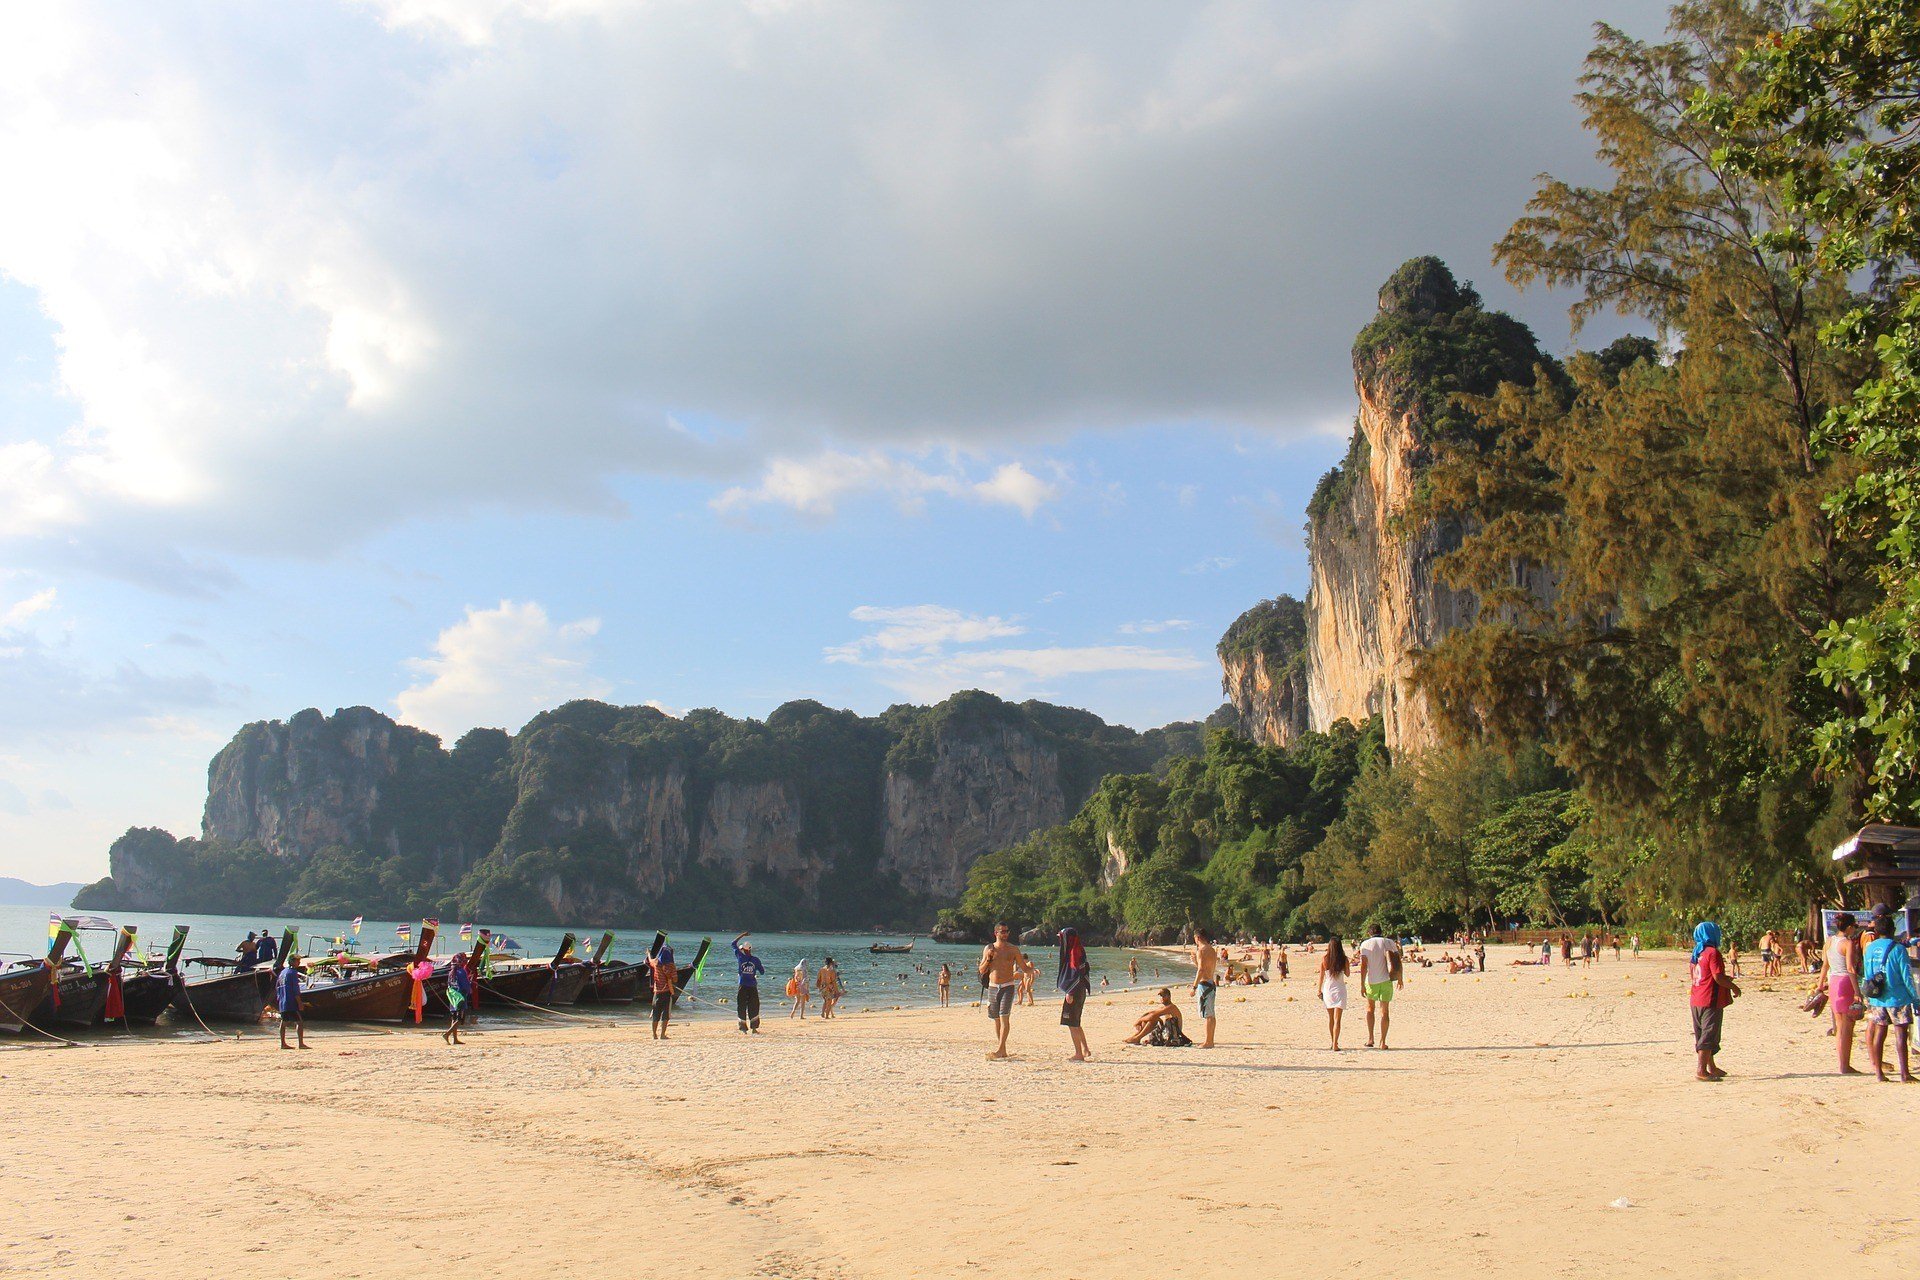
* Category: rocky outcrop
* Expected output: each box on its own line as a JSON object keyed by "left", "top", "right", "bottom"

{"left": 80, "top": 691, "right": 1203, "bottom": 928}
{"left": 1224, "top": 257, "right": 1549, "bottom": 754}
{"left": 878, "top": 720, "right": 1069, "bottom": 899}
{"left": 1218, "top": 596, "right": 1311, "bottom": 747}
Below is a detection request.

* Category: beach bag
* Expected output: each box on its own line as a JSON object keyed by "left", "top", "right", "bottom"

{"left": 1801, "top": 987, "right": 1828, "bottom": 1016}
{"left": 1147, "top": 1020, "right": 1192, "bottom": 1048}
{"left": 785, "top": 976, "right": 801, "bottom": 998}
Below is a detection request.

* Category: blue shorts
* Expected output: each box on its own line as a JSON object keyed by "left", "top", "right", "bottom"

{"left": 1196, "top": 981, "right": 1217, "bottom": 1019}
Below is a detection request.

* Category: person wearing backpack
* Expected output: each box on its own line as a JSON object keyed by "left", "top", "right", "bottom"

{"left": 1861, "top": 912, "right": 1918, "bottom": 1084}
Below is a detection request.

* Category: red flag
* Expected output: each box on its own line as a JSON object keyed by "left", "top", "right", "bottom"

{"left": 104, "top": 970, "right": 125, "bottom": 1021}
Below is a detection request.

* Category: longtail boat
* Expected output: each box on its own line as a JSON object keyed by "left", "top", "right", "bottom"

{"left": 296, "top": 922, "right": 439, "bottom": 1023}
{"left": 869, "top": 940, "right": 914, "bottom": 954}
{"left": 576, "top": 932, "right": 642, "bottom": 1004}
{"left": 34, "top": 918, "right": 113, "bottom": 1028}
{"left": 475, "top": 932, "right": 590, "bottom": 1008}
{"left": 0, "top": 926, "right": 74, "bottom": 1034}
{"left": 172, "top": 926, "right": 279, "bottom": 1023}
{"left": 674, "top": 936, "right": 712, "bottom": 998}
{"left": 95, "top": 925, "right": 174, "bottom": 1027}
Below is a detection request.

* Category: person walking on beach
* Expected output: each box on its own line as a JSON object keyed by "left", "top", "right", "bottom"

{"left": 648, "top": 945, "right": 678, "bottom": 1040}
{"left": 1689, "top": 921, "right": 1737, "bottom": 1081}
{"left": 731, "top": 933, "right": 765, "bottom": 1033}
{"left": 937, "top": 963, "right": 951, "bottom": 1007}
{"left": 1825, "top": 913, "right": 1863, "bottom": 1074}
{"left": 1473, "top": 938, "right": 1486, "bottom": 973}
{"left": 818, "top": 956, "right": 842, "bottom": 1019}
{"left": 444, "top": 951, "right": 474, "bottom": 1045}
{"left": 1319, "top": 937, "right": 1350, "bottom": 1051}
{"left": 1128, "top": 956, "right": 1139, "bottom": 985}
{"left": 788, "top": 959, "right": 810, "bottom": 1019}
{"left": 1057, "top": 927, "right": 1093, "bottom": 1062}
{"left": 1191, "top": 928, "right": 1220, "bottom": 1048}
{"left": 1354, "top": 924, "right": 1402, "bottom": 1049}
{"left": 1862, "top": 913, "right": 1918, "bottom": 1083}
{"left": 979, "top": 923, "right": 1037, "bottom": 1060}
{"left": 276, "top": 954, "right": 306, "bottom": 1050}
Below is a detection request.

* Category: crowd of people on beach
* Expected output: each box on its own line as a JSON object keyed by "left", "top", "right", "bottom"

{"left": 259, "top": 904, "right": 1920, "bottom": 1081}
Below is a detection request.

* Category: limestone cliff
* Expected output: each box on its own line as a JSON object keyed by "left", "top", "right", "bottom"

{"left": 77, "top": 691, "right": 1202, "bottom": 928}
{"left": 1223, "top": 257, "right": 1548, "bottom": 754}
{"left": 1218, "top": 596, "right": 1311, "bottom": 747}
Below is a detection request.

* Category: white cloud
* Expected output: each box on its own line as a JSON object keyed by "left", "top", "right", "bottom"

{"left": 0, "top": 0, "right": 1668, "bottom": 572}
{"left": 0, "top": 588, "right": 57, "bottom": 630}
{"left": 828, "top": 603, "right": 1203, "bottom": 701}
{"left": 0, "top": 630, "right": 230, "bottom": 746}
{"left": 714, "top": 451, "right": 1058, "bottom": 519}
{"left": 1182, "top": 555, "right": 1239, "bottom": 575}
{"left": 1119, "top": 618, "right": 1193, "bottom": 635}
{"left": 396, "top": 599, "right": 610, "bottom": 738}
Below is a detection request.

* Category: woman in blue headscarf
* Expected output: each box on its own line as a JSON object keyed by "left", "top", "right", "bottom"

{"left": 1689, "top": 921, "right": 1738, "bottom": 1080}
{"left": 1057, "top": 927, "right": 1092, "bottom": 1062}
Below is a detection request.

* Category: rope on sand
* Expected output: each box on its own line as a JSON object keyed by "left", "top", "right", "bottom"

{"left": 0, "top": 991, "right": 81, "bottom": 1049}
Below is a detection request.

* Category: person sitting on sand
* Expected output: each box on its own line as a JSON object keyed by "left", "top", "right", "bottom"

{"left": 1123, "top": 988, "right": 1185, "bottom": 1045}
{"left": 276, "top": 954, "right": 306, "bottom": 1050}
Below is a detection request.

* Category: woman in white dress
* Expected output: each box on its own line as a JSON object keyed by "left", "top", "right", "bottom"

{"left": 1319, "top": 937, "right": 1351, "bottom": 1051}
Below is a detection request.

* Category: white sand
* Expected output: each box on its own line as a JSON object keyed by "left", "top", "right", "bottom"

{"left": 2, "top": 944, "right": 1912, "bottom": 1278}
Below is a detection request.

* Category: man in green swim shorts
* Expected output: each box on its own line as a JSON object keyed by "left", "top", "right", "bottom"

{"left": 1353, "top": 924, "right": 1403, "bottom": 1049}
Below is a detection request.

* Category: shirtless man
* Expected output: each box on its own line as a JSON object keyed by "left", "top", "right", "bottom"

{"left": 1191, "top": 928, "right": 1220, "bottom": 1048}
{"left": 1122, "top": 988, "right": 1184, "bottom": 1045}
{"left": 979, "top": 923, "right": 1038, "bottom": 1060}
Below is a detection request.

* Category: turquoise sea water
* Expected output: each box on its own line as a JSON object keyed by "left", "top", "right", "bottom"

{"left": 0, "top": 904, "right": 1170, "bottom": 1028}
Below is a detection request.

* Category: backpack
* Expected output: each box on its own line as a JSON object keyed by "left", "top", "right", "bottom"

{"left": 1147, "top": 1019, "right": 1192, "bottom": 1048}
{"left": 1862, "top": 941, "right": 1891, "bottom": 1000}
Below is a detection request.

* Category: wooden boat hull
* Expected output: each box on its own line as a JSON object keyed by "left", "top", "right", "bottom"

{"left": 101, "top": 972, "right": 176, "bottom": 1026}
{"left": 476, "top": 963, "right": 590, "bottom": 1009}
{"left": 576, "top": 961, "right": 642, "bottom": 1004}
{"left": 0, "top": 965, "right": 54, "bottom": 1034}
{"left": 296, "top": 969, "right": 416, "bottom": 1023}
{"left": 173, "top": 968, "right": 272, "bottom": 1023}
{"left": 35, "top": 969, "right": 109, "bottom": 1028}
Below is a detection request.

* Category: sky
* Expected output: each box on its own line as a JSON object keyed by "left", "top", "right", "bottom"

{"left": 0, "top": 0, "right": 1671, "bottom": 883}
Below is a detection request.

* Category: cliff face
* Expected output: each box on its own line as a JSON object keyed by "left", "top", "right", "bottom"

{"left": 77, "top": 691, "right": 1201, "bottom": 928}
{"left": 878, "top": 720, "right": 1068, "bottom": 899}
{"left": 1218, "top": 596, "right": 1311, "bottom": 747}
{"left": 1225, "top": 257, "right": 1548, "bottom": 755}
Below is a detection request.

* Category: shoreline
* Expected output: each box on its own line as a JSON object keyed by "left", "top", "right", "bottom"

{"left": 4, "top": 942, "right": 1909, "bottom": 1279}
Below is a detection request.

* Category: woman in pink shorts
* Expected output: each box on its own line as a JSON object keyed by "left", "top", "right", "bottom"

{"left": 1826, "top": 913, "right": 1863, "bottom": 1075}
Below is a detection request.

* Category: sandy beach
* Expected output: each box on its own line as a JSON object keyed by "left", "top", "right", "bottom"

{"left": 3, "top": 944, "right": 1913, "bottom": 1279}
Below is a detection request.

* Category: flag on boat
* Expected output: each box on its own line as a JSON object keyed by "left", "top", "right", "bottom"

{"left": 48, "top": 911, "right": 60, "bottom": 940}
{"left": 396, "top": 924, "right": 412, "bottom": 943}
{"left": 459, "top": 923, "right": 473, "bottom": 940}
{"left": 351, "top": 916, "right": 363, "bottom": 936}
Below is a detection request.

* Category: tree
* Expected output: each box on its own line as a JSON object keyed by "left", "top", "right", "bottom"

{"left": 1411, "top": 0, "right": 1868, "bottom": 906}
{"left": 1711, "top": 0, "right": 1920, "bottom": 817}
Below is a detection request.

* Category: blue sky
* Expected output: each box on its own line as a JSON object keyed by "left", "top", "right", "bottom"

{"left": 0, "top": 0, "right": 1666, "bottom": 881}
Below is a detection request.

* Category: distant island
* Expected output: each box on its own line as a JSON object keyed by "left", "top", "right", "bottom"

{"left": 0, "top": 878, "right": 82, "bottom": 908}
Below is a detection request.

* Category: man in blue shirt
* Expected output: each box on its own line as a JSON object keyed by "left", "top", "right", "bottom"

{"left": 255, "top": 929, "right": 277, "bottom": 967}
{"left": 276, "top": 955, "right": 307, "bottom": 1050}
{"left": 732, "top": 932, "right": 766, "bottom": 1034}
